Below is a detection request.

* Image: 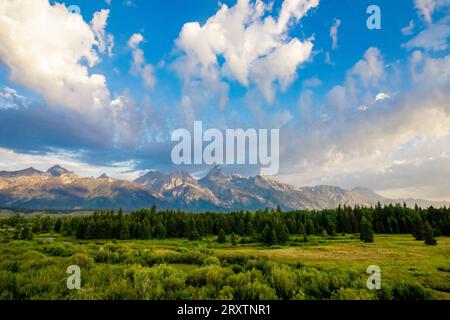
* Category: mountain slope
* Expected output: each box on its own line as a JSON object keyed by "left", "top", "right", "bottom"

{"left": 0, "top": 167, "right": 165, "bottom": 210}
{"left": 0, "top": 165, "right": 448, "bottom": 211}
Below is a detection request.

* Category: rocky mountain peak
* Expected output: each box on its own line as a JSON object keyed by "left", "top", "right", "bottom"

{"left": 47, "top": 165, "right": 71, "bottom": 177}
{"left": 205, "top": 165, "right": 228, "bottom": 180}
{"left": 0, "top": 167, "right": 45, "bottom": 178}
{"left": 97, "top": 173, "right": 109, "bottom": 179}
{"left": 134, "top": 170, "right": 166, "bottom": 184}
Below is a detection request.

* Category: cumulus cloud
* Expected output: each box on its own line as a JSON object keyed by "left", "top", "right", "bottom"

{"left": 404, "top": 16, "right": 450, "bottom": 52}
{"left": 0, "top": 0, "right": 113, "bottom": 115}
{"left": 277, "top": 49, "right": 450, "bottom": 200}
{"left": 401, "top": 20, "right": 415, "bottom": 36}
{"left": 330, "top": 18, "right": 341, "bottom": 50}
{"left": 415, "top": 0, "right": 436, "bottom": 23}
{"left": 0, "top": 147, "right": 144, "bottom": 181}
{"left": 91, "top": 9, "right": 115, "bottom": 56}
{"left": 127, "top": 33, "right": 156, "bottom": 89}
{"left": 174, "top": 0, "right": 319, "bottom": 104}
{"left": 375, "top": 92, "right": 390, "bottom": 101}
{"left": 0, "top": 87, "right": 30, "bottom": 110}
{"left": 350, "top": 47, "right": 385, "bottom": 87}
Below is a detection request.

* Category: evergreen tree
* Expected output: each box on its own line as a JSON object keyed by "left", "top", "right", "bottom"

{"left": 20, "top": 226, "right": 33, "bottom": 241}
{"left": 261, "top": 224, "right": 277, "bottom": 245}
{"left": 231, "top": 232, "right": 238, "bottom": 246}
{"left": 119, "top": 222, "right": 130, "bottom": 240}
{"left": 75, "top": 221, "right": 86, "bottom": 239}
{"left": 84, "top": 221, "right": 96, "bottom": 239}
{"left": 217, "top": 229, "right": 226, "bottom": 244}
{"left": 412, "top": 216, "right": 424, "bottom": 240}
{"left": 53, "top": 219, "right": 62, "bottom": 233}
{"left": 298, "top": 221, "right": 306, "bottom": 236}
{"left": 41, "top": 217, "right": 52, "bottom": 233}
{"left": 190, "top": 229, "right": 201, "bottom": 241}
{"left": 141, "top": 220, "right": 151, "bottom": 239}
{"left": 155, "top": 222, "right": 167, "bottom": 239}
{"left": 274, "top": 220, "right": 290, "bottom": 244}
{"left": 360, "top": 217, "right": 374, "bottom": 243}
{"left": 423, "top": 221, "right": 437, "bottom": 245}
{"left": 32, "top": 224, "right": 40, "bottom": 234}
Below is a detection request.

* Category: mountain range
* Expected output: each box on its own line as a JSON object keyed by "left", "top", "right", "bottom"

{"left": 0, "top": 165, "right": 448, "bottom": 211}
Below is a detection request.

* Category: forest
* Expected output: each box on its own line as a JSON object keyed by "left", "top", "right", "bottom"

{"left": 0, "top": 203, "right": 449, "bottom": 300}
{"left": 3, "top": 203, "right": 447, "bottom": 245}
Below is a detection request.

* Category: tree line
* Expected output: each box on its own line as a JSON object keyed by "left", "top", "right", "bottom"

{"left": 2, "top": 203, "right": 447, "bottom": 245}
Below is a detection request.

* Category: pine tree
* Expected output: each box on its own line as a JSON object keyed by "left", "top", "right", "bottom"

{"left": 53, "top": 219, "right": 62, "bottom": 233}
{"left": 298, "top": 221, "right": 306, "bottom": 236}
{"left": 20, "top": 226, "right": 33, "bottom": 241}
{"left": 155, "top": 222, "right": 167, "bottom": 239}
{"left": 217, "top": 229, "right": 226, "bottom": 244}
{"left": 119, "top": 222, "right": 130, "bottom": 240}
{"left": 412, "top": 216, "right": 424, "bottom": 240}
{"left": 231, "top": 232, "right": 238, "bottom": 246}
{"left": 190, "top": 229, "right": 201, "bottom": 241}
{"left": 84, "top": 221, "right": 98, "bottom": 239}
{"left": 261, "top": 224, "right": 277, "bottom": 245}
{"left": 423, "top": 221, "right": 437, "bottom": 245}
{"left": 360, "top": 217, "right": 374, "bottom": 243}
{"left": 274, "top": 220, "right": 290, "bottom": 244}
{"left": 141, "top": 220, "right": 151, "bottom": 239}
{"left": 261, "top": 224, "right": 273, "bottom": 245}
{"left": 75, "top": 221, "right": 86, "bottom": 239}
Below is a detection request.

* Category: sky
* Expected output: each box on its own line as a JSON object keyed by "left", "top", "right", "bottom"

{"left": 0, "top": 0, "right": 449, "bottom": 201}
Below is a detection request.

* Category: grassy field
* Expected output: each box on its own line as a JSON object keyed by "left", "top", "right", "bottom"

{"left": 1, "top": 233, "right": 449, "bottom": 300}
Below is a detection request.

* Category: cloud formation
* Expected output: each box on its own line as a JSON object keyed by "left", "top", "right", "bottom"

{"left": 278, "top": 49, "right": 450, "bottom": 200}
{"left": 127, "top": 33, "right": 156, "bottom": 89}
{"left": 174, "top": 0, "right": 319, "bottom": 104}
{"left": 0, "top": 0, "right": 112, "bottom": 114}
{"left": 330, "top": 18, "right": 341, "bottom": 50}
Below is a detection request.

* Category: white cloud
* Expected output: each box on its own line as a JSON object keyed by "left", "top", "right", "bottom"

{"left": 404, "top": 16, "right": 450, "bottom": 52}
{"left": 350, "top": 47, "right": 385, "bottom": 87}
{"left": 278, "top": 50, "right": 450, "bottom": 200}
{"left": 415, "top": 0, "right": 436, "bottom": 23}
{"left": 330, "top": 18, "right": 341, "bottom": 50}
{"left": 414, "top": 0, "right": 450, "bottom": 23}
{"left": 174, "top": 0, "right": 319, "bottom": 104}
{"left": 0, "top": 147, "right": 143, "bottom": 181}
{"left": 127, "top": 33, "right": 156, "bottom": 89}
{"left": 91, "top": 9, "right": 115, "bottom": 57}
{"left": 0, "top": 0, "right": 111, "bottom": 114}
{"left": 375, "top": 92, "right": 390, "bottom": 101}
{"left": 401, "top": 20, "right": 415, "bottom": 36}
{"left": 0, "top": 86, "right": 30, "bottom": 110}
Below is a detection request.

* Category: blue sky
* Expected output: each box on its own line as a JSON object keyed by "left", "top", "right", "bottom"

{"left": 0, "top": 0, "right": 449, "bottom": 200}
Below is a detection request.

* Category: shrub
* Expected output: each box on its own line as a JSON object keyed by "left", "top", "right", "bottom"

{"left": 69, "top": 253, "right": 95, "bottom": 268}
{"left": 41, "top": 243, "right": 73, "bottom": 257}
{"left": 390, "top": 281, "right": 432, "bottom": 300}
{"left": 331, "top": 288, "right": 375, "bottom": 300}
{"left": 270, "top": 265, "right": 298, "bottom": 299}
{"left": 203, "top": 256, "right": 221, "bottom": 266}
{"left": 132, "top": 264, "right": 186, "bottom": 300}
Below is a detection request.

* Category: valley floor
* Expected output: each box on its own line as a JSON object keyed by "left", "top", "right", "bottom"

{"left": 1, "top": 234, "right": 449, "bottom": 300}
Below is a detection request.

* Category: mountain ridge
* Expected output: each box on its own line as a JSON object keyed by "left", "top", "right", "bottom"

{"left": 0, "top": 165, "right": 448, "bottom": 211}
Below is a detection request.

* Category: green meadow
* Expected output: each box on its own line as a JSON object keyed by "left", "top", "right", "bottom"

{"left": 1, "top": 232, "right": 449, "bottom": 300}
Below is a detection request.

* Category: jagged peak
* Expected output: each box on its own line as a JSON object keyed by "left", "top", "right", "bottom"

{"left": 0, "top": 167, "right": 45, "bottom": 177}
{"left": 206, "top": 165, "right": 228, "bottom": 179}
{"left": 47, "top": 165, "right": 71, "bottom": 177}
{"left": 97, "top": 173, "right": 109, "bottom": 179}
